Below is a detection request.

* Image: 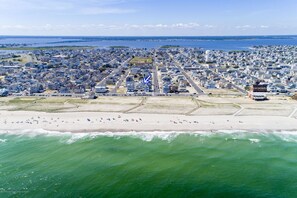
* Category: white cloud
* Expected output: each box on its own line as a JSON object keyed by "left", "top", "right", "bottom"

{"left": 172, "top": 23, "right": 200, "bottom": 28}
{"left": 0, "top": 23, "right": 211, "bottom": 33}
{"left": 0, "top": 0, "right": 74, "bottom": 11}
{"left": 204, "top": 25, "right": 215, "bottom": 28}
{"left": 0, "top": 0, "right": 136, "bottom": 15}
{"left": 122, "top": 23, "right": 201, "bottom": 29}
{"left": 80, "top": 7, "right": 136, "bottom": 15}
{"left": 236, "top": 25, "right": 253, "bottom": 29}
{"left": 235, "top": 25, "right": 270, "bottom": 30}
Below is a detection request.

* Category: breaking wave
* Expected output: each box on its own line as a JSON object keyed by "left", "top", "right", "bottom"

{"left": 0, "top": 139, "right": 7, "bottom": 143}
{"left": 1, "top": 129, "right": 297, "bottom": 144}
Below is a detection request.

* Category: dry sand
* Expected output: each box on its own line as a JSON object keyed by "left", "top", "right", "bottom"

{"left": 0, "top": 96, "right": 296, "bottom": 133}
{"left": 0, "top": 111, "right": 297, "bottom": 133}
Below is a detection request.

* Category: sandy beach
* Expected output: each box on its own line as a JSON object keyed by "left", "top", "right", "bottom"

{"left": 1, "top": 110, "right": 297, "bottom": 132}
{"left": 0, "top": 96, "right": 297, "bottom": 133}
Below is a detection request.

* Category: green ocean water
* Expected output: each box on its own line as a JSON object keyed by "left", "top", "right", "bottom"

{"left": 0, "top": 131, "right": 297, "bottom": 198}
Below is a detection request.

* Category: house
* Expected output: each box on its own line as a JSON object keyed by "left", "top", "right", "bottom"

{"left": 127, "top": 82, "right": 135, "bottom": 93}
{"left": 73, "top": 85, "right": 86, "bottom": 94}
{"left": 95, "top": 85, "right": 108, "bottom": 93}
{"left": 178, "top": 82, "right": 188, "bottom": 93}
{"left": 252, "top": 81, "right": 268, "bottom": 92}
{"left": 169, "top": 84, "right": 178, "bottom": 93}
{"left": 106, "top": 77, "right": 117, "bottom": 85}
{"left": 30, "top": 84, "right": 44, "bottom": 94}
{"left": 126, "top": 76, "right": 135, "bottom": 93}
{"left": 163, "top": 83, "right": 170, "bottom": 93}
{"left": 160, "top": 67, "right": 167, "bottom": 73}
{"left": 0, "top": 88, "right": 8, "bottom": 97}
{"left": 249, "top": 81, "right": 268, "bottom": 100}
{"left": 205, "top": 81, "right": 217, "bottom": 89}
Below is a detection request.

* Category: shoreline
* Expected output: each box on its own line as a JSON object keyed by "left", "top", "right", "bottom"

{"left": 2, "top": 129, "right": 297, "bottom": 134}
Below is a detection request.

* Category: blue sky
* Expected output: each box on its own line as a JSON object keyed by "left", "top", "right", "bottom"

{"left": 0, "top": 0, "right": 297, "bottom": 36}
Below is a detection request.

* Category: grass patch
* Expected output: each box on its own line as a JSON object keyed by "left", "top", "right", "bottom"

{"left": 109, "top": 46, "right": 129, "bottom": 49}
{"left": 37, "top": 98, "right": 69, "bottom": 104}
{"left": 8, "top": 97, "right": 40, "bottom": 104}
{"left": 160, "top": 45, "right": 180, "bottom": 49}
{"left": 130, "top": 57, "right": 153, "bottom": 65}
{"left": 67, "top": 99, "right": 89, "bottom": 104}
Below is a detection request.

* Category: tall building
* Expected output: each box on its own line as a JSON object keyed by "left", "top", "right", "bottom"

{"left": 249, "top": 81, "right": 268, "bottom": 101}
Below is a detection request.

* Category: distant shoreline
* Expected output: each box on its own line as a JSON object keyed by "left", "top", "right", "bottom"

{"left": 1, "top": 35, "right": 297, "bottom": 51}
{"left": 1, "top": 35, "right": 297, "bottom": 38}
{"left": 0, "top": 46, "right": 93, "bottom": 51}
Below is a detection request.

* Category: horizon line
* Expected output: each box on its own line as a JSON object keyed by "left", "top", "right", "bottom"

{"left": 1, "top": 34, "right": 297, "bottom": 37}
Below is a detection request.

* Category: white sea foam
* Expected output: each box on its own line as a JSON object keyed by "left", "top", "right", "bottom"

{"left": 75, "top": 131, "right": 182, "bottom": 143}
{"left": 249, "top": 139, "right": 260, "bottom": 143}
{"left": 65, "top": 133, "right": 90, "bottom": 144}
{"left": 0, "top": 139, "right": 7, "bottom": 143}
{"left": 217, "top": 130, "right": 250, "bottom": 134}
{"left": 1, "top": 129, "right": 297, "bottom": 143}
{"left": 270, "top": 131, "right": 297, "bottom": 143}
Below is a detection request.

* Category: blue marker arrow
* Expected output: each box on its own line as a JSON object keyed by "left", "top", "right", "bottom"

{"left": 143, "top": 75, "right": 151, "bottom": 84}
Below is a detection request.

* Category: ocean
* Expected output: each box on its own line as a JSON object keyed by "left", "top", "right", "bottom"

{"left": 1, "top": 35, "right": 297, "bottom": 50}
{"left": 0, "top": 130, "right": 297, "bottom": 197}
